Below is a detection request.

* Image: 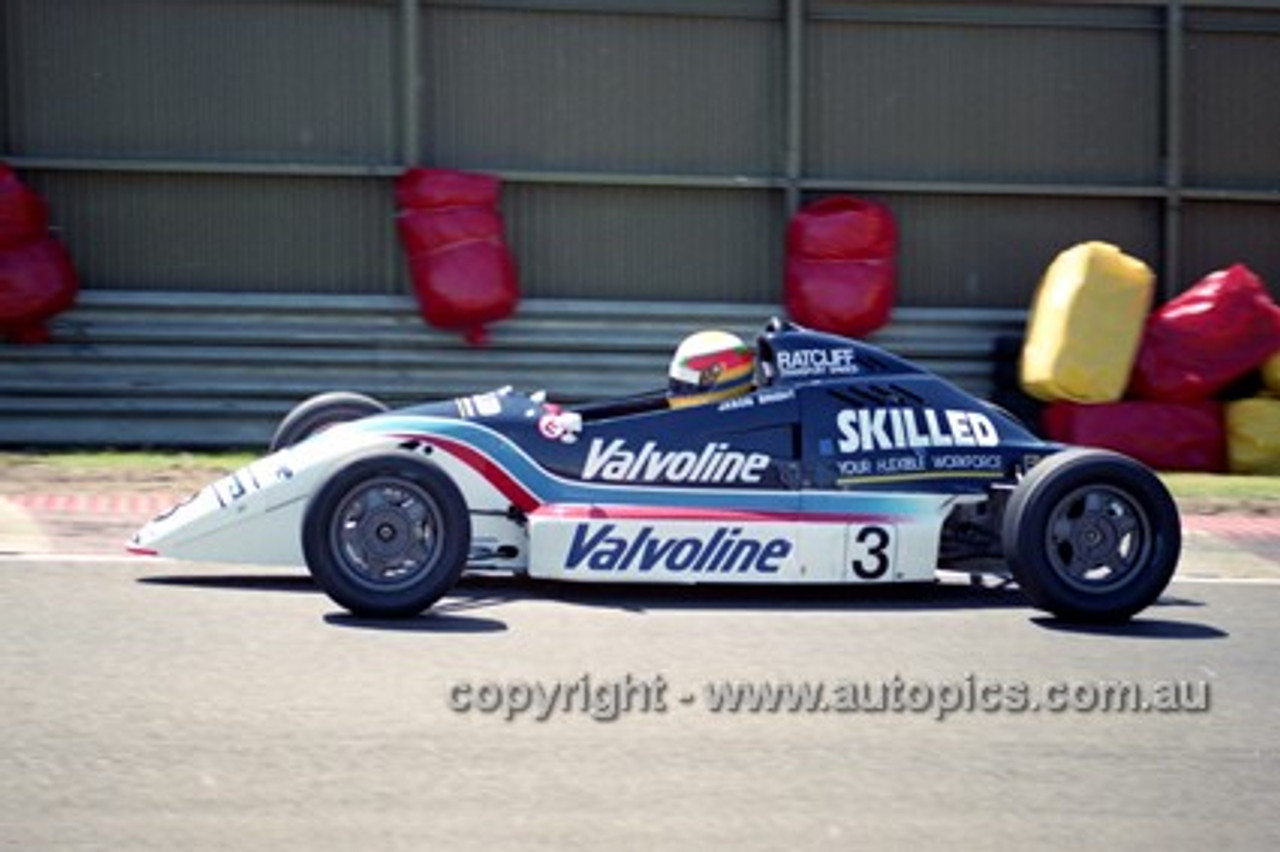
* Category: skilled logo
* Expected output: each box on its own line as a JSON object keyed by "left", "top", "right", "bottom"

{"left": 582, "top": 438, "right": 771, "bottom": 485}
{"left": 837, "top": 407, "right": 999, "bottom": 453}
{"left": 565, "top": 523, "right": 791, "bottom": 574}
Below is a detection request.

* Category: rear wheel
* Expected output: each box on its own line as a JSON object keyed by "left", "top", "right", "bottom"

{"left": 302, "top": 449, "right": 470, "bottom": 617}
{"left": 1002, "top": 448, "right": 1180, "bottom": 623}
{"left": 270, "top": 392, "right": 387, "bottom": 452}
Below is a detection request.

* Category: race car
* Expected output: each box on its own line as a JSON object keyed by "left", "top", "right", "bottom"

{"left": 129, "top": 318, "right": 1182, "bottom": 623}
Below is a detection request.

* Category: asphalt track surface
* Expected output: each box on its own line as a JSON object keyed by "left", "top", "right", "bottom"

{"left": 1, "top": 499, "right": 1278, "bottom": 850}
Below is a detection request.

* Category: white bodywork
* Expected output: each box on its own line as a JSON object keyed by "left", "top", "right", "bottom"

{"left": 132, "top": 422, "right": 968, "bottom": 587}
{"left": 526, "top": 504, "right": 952, "bottom": 584}
{"left": 131, "top": 425, "right": 534, "bottom": 569}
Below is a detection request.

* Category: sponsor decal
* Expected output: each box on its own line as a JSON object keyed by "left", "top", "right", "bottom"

{"left": 874, "top": 455, "right": 925, "bottom": 475}
{"left": 538, "top": 407, "right": 582, "bottom": 443}
{"left": 582, "top": 438, "right": 771, "bottom": 485}
{"left": 836, "top": 407, "right": 999, "bottom": 454}
{"left": 565, "top": 523, "right": 791, "bottom": 574}
{"left": 777, "top": 348, "right": 859, "bottom": 378}
{"left": 212, "top": 455, "right": 295, "bottom": 508}
{"left": 1022, "top": 453, "right": 1048, "bottom": 473}
{"left": 837, "top": 454, "right": 1003, "bottom": 478}
{"left": 931, "top": 453, "right": 1003, "bottom": 471}
{"left": 457, "top": 392, "right": 504, "bottom": 419}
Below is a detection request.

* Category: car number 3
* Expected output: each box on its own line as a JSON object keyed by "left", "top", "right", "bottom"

{"left": 848, "top": 525, "right": 895, "bottom": 580}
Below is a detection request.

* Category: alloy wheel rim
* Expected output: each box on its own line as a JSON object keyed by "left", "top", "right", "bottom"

{"left": 1043, "top": 484, "right": 1153, "bottom": 593}
{"left": 329, "top": 477, "right": 443, "bottom": 591}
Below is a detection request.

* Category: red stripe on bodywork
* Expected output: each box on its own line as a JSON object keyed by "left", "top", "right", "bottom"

{"left": 405, "top": 434, "right": 542, "bottom": 512}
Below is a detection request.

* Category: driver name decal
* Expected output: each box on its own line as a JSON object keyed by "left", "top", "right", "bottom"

{"left": 837, "top": 408, "right": 999, "bottom": 453}
{"left": 582, "top": 439, "right": 770, "bottom": 485}
{"left": 565, "top": 523, "right": 791, "bottom": 574}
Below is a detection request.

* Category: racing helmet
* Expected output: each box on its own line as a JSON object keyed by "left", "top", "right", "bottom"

{"left": 667, "top": 330, "right": 754, "bottom": 409}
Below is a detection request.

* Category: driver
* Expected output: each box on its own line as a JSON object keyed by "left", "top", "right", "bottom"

{"left": 667, "top": 330, "right": 755, "bottom": 409}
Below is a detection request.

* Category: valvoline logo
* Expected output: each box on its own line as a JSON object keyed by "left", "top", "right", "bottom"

{"left": 565, "top": 523, "right": 792, "bottom": 574}
{"left": 581, "top": 438, "right": 771, "bottom": 485}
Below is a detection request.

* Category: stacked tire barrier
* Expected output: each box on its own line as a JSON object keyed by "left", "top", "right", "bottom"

{"left": 1227, "top": 394, "right": 1280, "bottom": 475}
{"left": 1129, "top": 265, "right": 1279, "bottom": 402}
{"left": 1044, "top": 400, "right": 1226, "bottom": 473}
{"left": 1019, "top": 243, "right": 1280, "bottom": 473}
{"left": 395, "top": 168, "right": 519, "bottom": 346}
{"left": 784, "top": 196, "right": 897, "bottom": 337}
{"left": 1020, "top": 242, "right": 1154, "bottom": 404}
{"left": 0, "top": 164, "right": 78, "bottom": 344}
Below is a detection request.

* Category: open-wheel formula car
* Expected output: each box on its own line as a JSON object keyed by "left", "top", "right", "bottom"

{"left": 130, "top": 318, "right": 1181, "bottom": 623}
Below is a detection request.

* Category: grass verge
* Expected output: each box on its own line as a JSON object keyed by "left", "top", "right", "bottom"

{"left": 1159, "top": 472, "right": 1280, "bottom": 504}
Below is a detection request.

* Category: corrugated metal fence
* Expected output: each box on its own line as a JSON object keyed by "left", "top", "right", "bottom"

{"left": 5, "top": 0, "right": 1280, "bottom": 304}
{"left": 1, "top": 292, "right": 1024, "bottom": 446}
{"left": 1, "top": 1, "right": 1278, "bottom": 445}
{"left": 0, "top": 294, "right": 1018, "bottom": 445}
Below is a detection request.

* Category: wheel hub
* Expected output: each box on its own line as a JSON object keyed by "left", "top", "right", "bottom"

{"left": 1046, "top": 485, "right": 1151, "bottom": 592}
{"left": 331, "top": 478, "right": 442, "bottom": 589}
{"left": 1075, "top": 513, "right": 1119, "bottom": 561}
{"left": 362, "top": 508, "right": 413, "bottom": 559}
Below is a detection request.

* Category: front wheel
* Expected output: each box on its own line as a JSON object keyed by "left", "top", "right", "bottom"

{"left": 1002, "top": 448, "right": 1181, "bottom": 623}
{"left": 302, "top": 449, "right": 471, "bottom": 617}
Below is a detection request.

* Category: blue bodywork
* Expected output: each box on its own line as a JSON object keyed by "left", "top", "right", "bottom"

{"left": 392, "top": 320, "right": 1057, "bottom": 498}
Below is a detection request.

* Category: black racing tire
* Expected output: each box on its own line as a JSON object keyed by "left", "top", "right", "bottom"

{"left": 270, "top": 392, "right": 388, "bottom": 452}
{"left": 1002, "top": 448, "right": 1181, "bottom": 623}
{"left": 302, "top": 449, "right": 471, "bottom": 618}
